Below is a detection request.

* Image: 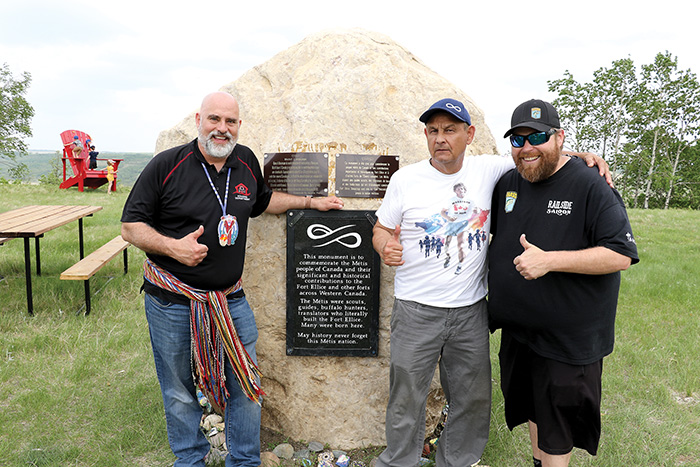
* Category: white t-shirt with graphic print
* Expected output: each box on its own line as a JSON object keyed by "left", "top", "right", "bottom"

{"left": 376, "top": 155, "right": 514, "bottom": 308}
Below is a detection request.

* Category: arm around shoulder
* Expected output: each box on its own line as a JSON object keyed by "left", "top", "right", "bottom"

{"left": 564, "top": 150, "right": 614, "bottom": 187}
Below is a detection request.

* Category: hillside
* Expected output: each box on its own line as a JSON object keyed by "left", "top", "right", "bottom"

{"left": 4, "top": 151, "right": 153, "bottom": 187}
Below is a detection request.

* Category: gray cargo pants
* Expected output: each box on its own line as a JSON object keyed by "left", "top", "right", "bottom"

{"left": 377, "top": 298, "right": 491, "bottom": 467}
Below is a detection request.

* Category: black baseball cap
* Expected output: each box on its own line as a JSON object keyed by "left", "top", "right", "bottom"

{"left": 504, "top": 99, "right": 560, "bottom": 137}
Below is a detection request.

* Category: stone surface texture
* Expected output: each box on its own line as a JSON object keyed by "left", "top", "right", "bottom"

{"left": 156, "top": 28, "right": 497, "bottom": 449}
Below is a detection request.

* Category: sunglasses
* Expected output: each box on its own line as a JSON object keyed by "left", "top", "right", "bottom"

{"left": 509, "top": 129, "right": 557, "bottom": 148}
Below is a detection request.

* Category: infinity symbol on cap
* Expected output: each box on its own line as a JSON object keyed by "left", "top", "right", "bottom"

{"left": 446, "top": 102, "right": 462, "bottom": 112}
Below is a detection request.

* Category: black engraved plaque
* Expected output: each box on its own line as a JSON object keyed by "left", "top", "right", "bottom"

{"left": 264, "top": 152, "right": 329, "bottom": 196}
{"left": 286, "top": 210, "right": 379, "bottom": 357}
{"left": 335, "top": 154, "right": 399, "bottom": 198}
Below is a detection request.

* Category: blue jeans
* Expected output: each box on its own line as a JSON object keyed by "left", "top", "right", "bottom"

{"left": 145, "top": 293, "right": 261, "bottom": 467}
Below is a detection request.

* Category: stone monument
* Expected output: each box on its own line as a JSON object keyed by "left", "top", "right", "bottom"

{"left": 156, "top": 28, "right": 497, "bottom": 449}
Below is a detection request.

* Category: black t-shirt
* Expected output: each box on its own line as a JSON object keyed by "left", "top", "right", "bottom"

{"left": 488, "top": 157, "right": 639, "bottom": 365}
{"left": 121, "top": 139, "right": 273, "bottom": 303}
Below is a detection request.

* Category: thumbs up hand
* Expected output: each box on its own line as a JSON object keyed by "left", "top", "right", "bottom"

{"left": 519, "top": 233, "right": 534, "bottom": 251}
{"left": 381, "top": 225, "right": 405, "bottom": 267}
{"left": 513, "top": 234, "right": 548, "bottom": 280}
{"left": 174, "top": 225, "right": 209, "bottom": 267}
{"left": 392, "top": 225, "right": 401, "bottom": 243}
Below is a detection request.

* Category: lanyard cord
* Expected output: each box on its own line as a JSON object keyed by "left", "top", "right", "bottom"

{"left": 201, "top": 163, "right": 231, "bottom": 215}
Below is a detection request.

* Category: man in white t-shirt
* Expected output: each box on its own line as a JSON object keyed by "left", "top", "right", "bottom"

{"left": 372, "top": 98, "right": 611, "bottom": 467}
{"left": 373, "top": 98, "right": 513, "bottom": 467}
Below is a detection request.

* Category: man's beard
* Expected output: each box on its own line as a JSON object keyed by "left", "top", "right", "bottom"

{"left": 515, "top": 147, "right": 560, "bottom": 183}
{"left": 198, "top": 129, "right": 237, "bottom": 159}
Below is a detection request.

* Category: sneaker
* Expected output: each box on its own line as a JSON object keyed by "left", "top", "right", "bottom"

{"left": 443, "top": 253, "right": 451, "bottom": 268}
{"left": 454, "top": 265, "right": 463, "bottom": 275}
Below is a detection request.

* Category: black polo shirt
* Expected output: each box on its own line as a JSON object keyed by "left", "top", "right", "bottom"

{"left": 121, "top": 139, "right": 273, "bottom": 303}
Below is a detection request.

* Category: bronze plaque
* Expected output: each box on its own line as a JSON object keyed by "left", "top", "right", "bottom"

{"left": 286, "top": 210, "right": 380, "bottom": 357}
{"left": 264, "top": 152, "right": 329, "bottom": 196}
{"left": 335, "top": 154, "right": 398, "bottom": 198}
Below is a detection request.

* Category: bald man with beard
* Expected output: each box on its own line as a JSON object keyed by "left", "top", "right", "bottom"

{"left": 122, "top": 92, "right": 343, "bottom": 467}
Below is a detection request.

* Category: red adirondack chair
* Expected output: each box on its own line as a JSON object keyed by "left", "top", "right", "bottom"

{"left": 59, "top": 130, "right": 123, "bottom": 192}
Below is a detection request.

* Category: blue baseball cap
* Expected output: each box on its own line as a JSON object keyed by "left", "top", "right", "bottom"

{"left": 419, "top": 98, "right": 472, "bottom": 125}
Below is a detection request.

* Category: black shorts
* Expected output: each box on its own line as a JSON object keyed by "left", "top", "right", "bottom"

{"left": 498, "top": 330, "right": 603, "bottom": 456}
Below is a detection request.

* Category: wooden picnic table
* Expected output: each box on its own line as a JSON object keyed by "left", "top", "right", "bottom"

{"left": 0, "top": 205, "right": 103, "bottom": 315}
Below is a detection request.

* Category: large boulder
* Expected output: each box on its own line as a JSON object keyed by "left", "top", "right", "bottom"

{"left": 156, "top": 28, "right": 497, "bottom": 449}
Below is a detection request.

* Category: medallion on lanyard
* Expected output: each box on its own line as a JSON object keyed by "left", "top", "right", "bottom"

{"left": 218, "top": 214, "right": 239, "bottom": 246}
{"left": 202, "top": 163, "right": 237, "bottom": 247}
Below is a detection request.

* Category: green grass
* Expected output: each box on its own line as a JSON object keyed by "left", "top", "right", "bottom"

{"left": 0, "top": 184, "right": 169, "bottom": 466}
{"left": 485, "top": 209, "right": 700, "bottom": 466}
{"left": 1, "top": 185, "right": 699, "bottom": 466}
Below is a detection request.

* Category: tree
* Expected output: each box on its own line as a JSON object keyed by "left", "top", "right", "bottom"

{"left": 0, "top": 63, "right": 34, "bottom": 167}
{"left": 548, "top": 71, "right": 595, "bottom": 153}
{"left": 549, "top": 52, "right": 700, "bottom": 209}
{"left": 589, "top": 58, "right": 637, "bottom": 175}
{"left": 660, "top": 67, "right": 700, "bottom": 209}
{"left": 629, "top": 52, "right": 700, "bottom": 209}
{"left": 674, "top": 143, "right": 700, "bottom": 209}
{"left": 549, "top": 59, "right": 637, "bottom": 177}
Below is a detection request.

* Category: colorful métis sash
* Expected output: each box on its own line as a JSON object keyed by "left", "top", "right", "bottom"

{"left": 143, "top": 259, "right": 264, "bottom": 413}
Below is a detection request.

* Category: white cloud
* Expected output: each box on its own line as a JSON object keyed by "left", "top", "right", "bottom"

{"left": 1, "top": 0, "right": 697, "bottom": 153}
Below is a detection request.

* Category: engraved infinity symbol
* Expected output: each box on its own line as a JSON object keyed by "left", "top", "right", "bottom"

{"left": 307, "top": 223, "right": 362, "bottom": 248}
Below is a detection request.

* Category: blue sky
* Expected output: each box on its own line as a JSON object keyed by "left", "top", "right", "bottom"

{"left": 2, "top": 0, "right": 697, "bottom": 155}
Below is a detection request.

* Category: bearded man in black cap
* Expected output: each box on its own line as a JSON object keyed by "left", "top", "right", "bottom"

{"left": 488, "top": 99, "right": 639, "bottom": 467}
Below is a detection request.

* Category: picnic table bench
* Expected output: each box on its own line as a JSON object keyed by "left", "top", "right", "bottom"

{"left": 60, "top": 235, "right": 130, "bottom": 315}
